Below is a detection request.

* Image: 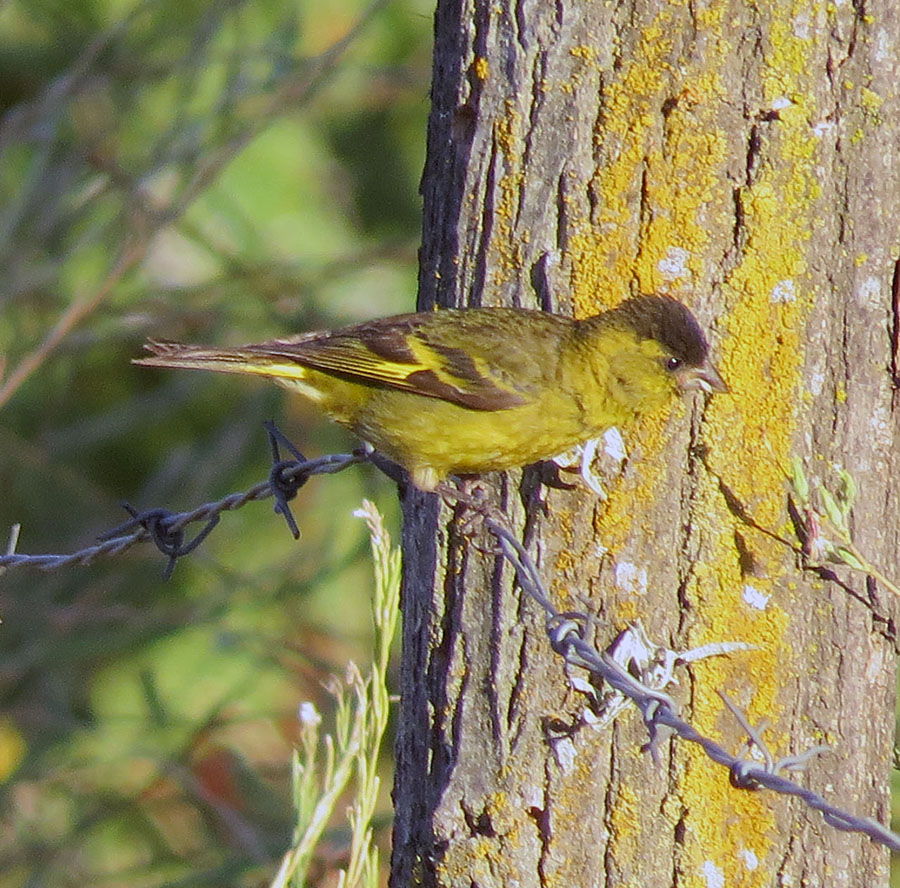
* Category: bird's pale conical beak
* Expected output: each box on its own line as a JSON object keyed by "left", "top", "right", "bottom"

{"left": 679, "top": 360, "right": 729, "bottom": 394}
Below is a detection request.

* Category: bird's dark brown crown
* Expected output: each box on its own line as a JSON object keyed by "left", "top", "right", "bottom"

{"left": 603, "top": 295, "right": 710, "bottom": 366}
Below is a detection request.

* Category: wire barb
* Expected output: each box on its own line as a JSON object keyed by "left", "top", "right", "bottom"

{"left": 100, "top": 503, "right": 220, "bottom": 579}
{"left": 0, "top": 442, "right": 364, "bottom": 576}
{"left": 265, "top": 421, "right": 310, "bottom": 539}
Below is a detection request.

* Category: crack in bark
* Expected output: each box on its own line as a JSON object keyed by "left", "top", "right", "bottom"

{"left": 865, "top": 574, "right": 897, "bottom": 649}
{"left": 638, "top": 161, "right": 651, "bottom": 260}
{"left": 527, "top": 763, "right": 551, "bottom": 888}
{"left": 505, "top": 615, "right": 530, "bottom": 736}
{"left": 554, "top": 171, "right": 569, "bottom": 255}
{"left": 515, "top": 53, "right": 546, "bottom": 233}
{"left": 846, "top": 0, "right": 863, "bottom": 58}
{"left": 471, "top": 135, "right": 498, "bottom": 306}
{"left": 514, "top": 0, "right": 530, "bottom": 52}
{"left": 530, "top": 249, "right": 559, "bottom": 313}
{"left": 602, "top": 723, "right": 620, "bottom": 885}
{"left": 745, "top": 122, "right": 761, "bottom": 185}
{"left": 837, "top": 298, "right": 851, "bottom": 436}
{"left": 488, "top": 543, "right": 508, "bottom": 748}
{"left": 671, "top": 808, "right": 687, "bottom": 884}
{"left": 461, "top": 799, "right": 496, "bottom": 837}
{"left": 429, "top": 524, "right": 471, "bottom": 792}
{"left": 890, "top": 258, "right": 900, "bottom": 387}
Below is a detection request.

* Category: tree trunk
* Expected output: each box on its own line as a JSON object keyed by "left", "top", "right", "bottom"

{"left": 393, "top": 2, "right": 900, "bottom": 886}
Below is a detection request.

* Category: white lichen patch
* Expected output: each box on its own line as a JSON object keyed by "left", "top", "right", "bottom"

{"left": 792, "top": 12, "right": 811, "bottom": 39}
{"left": 739, "top": 847, "right": 759, "bottom": 871}
{"left": 808, "top": 369, "right": 825, "bottom": 396}
{"left": 551, "top": 736, "right": 577, "bottom": 774}
{"left": 770, "top": 279, "right": 796, "bottom": 303}
{"left": 614, "top": 561, "right": 648, "bottom": 596}
{"left": 742, "top": 584, "right": 770, "bottom": 610}
{"left": 702, "top": 860, "right": 725, "bottom": 888}
{"left": 657, "top": 246, "right": 690, "bottom": 281}
{"left": 855, "top": 275, "right": 881, "bottom": 309}
{"left": 602, "top": 427, "right": 627, "bottom": 463}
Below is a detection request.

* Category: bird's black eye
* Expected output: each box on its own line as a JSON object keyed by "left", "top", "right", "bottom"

{"left": 665, "top": 356, "right": 682, "bottom": 372}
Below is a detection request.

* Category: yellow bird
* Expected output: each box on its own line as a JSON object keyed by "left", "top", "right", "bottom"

{"left": 135, "top": 295, "right": 727, "bottom": 491}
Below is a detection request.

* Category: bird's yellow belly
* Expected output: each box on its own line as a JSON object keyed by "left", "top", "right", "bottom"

{"left": 354, "top": 389, "right": 593, "bottom": 482}
{"left": 280, "top": 366, "right": 638, "bottom": 490}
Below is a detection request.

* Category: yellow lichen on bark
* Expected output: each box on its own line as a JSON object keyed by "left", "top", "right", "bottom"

{"left": 558, "top": 0, "right": 826, "bottom": 884}
{"left": 567, "top": 0, "right": 737, "bottom": 562}
{"left": 594, "top": 405, "right": 682, "bottom": 554}
{"left": 492, "top": 100, "right": 526, "bottom": 285}
{"left": 676, "top": 3, "right": 823, "bottom": 885}
{"left": 567, "top": 7, "right": 732, "bottom": 311}
{"left": 436, "top": 791, "right": 533, "bottom": 886}
{"left": 564, "top": 0, "right": 733, "bottom": 553}
{"left": 603, "top": 780, "right": 643, "bottom": 877}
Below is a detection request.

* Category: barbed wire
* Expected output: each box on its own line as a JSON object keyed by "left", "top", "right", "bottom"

{"left": 0, "top": 426, "right": 363, "bottom": 577}
{"left": 438, "top": 494, "right": 900, "bottom": 853}
{"left": 2, "top": 437, "right": 898, "bottom": 853}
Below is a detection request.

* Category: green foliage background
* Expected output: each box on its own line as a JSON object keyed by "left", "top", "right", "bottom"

{"left": 0, "top": 1, "right": 431, "bottom": 884}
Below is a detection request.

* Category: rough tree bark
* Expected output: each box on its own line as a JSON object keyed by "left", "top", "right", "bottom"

{"left": 393, "top": 2, "right": 900, "bottom": 886}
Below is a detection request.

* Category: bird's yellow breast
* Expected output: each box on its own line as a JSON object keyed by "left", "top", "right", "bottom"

{"left": 278, "top": 323, "right": 678, "bottom": 489}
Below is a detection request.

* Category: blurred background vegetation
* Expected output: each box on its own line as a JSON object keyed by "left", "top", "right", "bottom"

{"left": 0, "top": 0, "right": 431, "bottom": 884}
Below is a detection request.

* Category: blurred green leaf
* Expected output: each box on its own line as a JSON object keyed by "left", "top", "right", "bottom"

{"left": 0, "top": 0, "right": 428, "bottom": 884}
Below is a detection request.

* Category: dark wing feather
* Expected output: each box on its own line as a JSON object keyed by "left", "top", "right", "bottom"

{"left": 241, "top": 310, "right": 565, "bottom": 410}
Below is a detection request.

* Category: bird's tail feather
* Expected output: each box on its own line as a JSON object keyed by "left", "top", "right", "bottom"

{"left": 133, "top": 340, "right": 309, "bottom": 381}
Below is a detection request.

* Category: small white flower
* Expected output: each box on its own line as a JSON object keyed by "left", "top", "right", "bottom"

{"left": 297, "top": 701, "right": 322, "bottom": 727}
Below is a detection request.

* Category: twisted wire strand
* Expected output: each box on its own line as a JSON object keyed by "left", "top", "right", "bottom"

{"left": 2, "top": 454, "right": 897, "bottom": 851}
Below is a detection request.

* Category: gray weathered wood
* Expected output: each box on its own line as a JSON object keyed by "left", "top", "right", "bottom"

{"left": 393, "top": 2, "right": 900, "bottom": 885}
